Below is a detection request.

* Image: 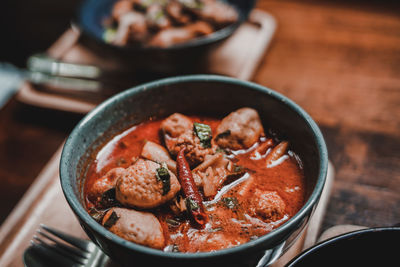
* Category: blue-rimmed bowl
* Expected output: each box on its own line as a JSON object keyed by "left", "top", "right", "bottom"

{"left": 60, "top": 75, "right": 328, "bottom": 267}
{"left": 75, "top": 0, "right": 256, "bottom": 73}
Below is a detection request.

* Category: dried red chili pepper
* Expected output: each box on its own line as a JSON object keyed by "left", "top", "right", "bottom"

{"left": 176, "top": 148, "right": 208, "bottom": 228}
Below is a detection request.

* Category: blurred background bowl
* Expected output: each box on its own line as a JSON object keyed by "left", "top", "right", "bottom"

{"left": 75, "top": 0, "right": 256, "bottom": 74}
{"left": 285, "top": 226, "right": 400, "bottom": 267}
{"left": 60, "top": 74, "right": 328, "bottom": 267}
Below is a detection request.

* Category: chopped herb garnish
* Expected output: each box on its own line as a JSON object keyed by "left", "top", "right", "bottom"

{"left": 166, "top": 218, "right": 180, "bottom": 227}
{"left": 216, "top": 147, "right": 227, "bottom": 154}
{"left": 103, "top": 28, "right": 117, "bottom": 43}
{"left": 193, "top": 122, "right": 212, "bottom": 148}
{"left": 103, "top": 211, "right": 119, "bottom": 229}
{"left": 156, "top": 163, "right": 171, "bottom": 195}
{"left": 100, "top": 188, "right": 118, "bottom": 208}
{"left": 233, "top": 165, "right": 243, "bottom": 173}
{"left": 221, "top": 197, "right": 239, "bottom": 210}
{"left": 89, "top": 208, "right": 106, "bottom": 223}
{"left": 185, "top": 197, "right": 200, "bottom": 212}
{"left": 172, "top": 244, "right": 180, "bottom": 252}
{"left": 215, "top": 130, "right": 231, "bottom": 140}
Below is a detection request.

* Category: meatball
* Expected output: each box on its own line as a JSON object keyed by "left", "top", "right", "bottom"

{"left": 89, "top": 167, "right": 125, "bottom": 202}
{"left": 160, "top": 113, "right": 192, "bottom": 138}
{"left": 161, "top": 113, "right": 216, "bottom": 167}
{"left": 112, "top": 11, "right": 148, "bottom": 45}
{"left": 115, "top": 159, "right": 181, "bottom": 208}
{"left": 167, "top": 129, "right": 216, "bottom": 167}
{"left": 148, "top": 21, "right": 213, "bottom": 47}
{"left": 249, "top": 190, "right": 286, "bottom": 221}
{"left": 102, "top": 207, "right": 164, "bottom": 249}
{"left": 215, "top": 107, "right": 264, "bottom": 150}
{"left": 194, "top": 0, "right": 238, "bottom": 26}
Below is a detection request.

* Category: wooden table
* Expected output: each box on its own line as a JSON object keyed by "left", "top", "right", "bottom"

{"left": 0, "top": 0, "right": 399, "bottom": 251}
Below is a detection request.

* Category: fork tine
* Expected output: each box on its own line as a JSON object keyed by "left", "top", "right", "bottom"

{"left": 30, "top": 239, "right": 84, "bottom": 267}
{"left": 40, "top": 224, "right": 92, "bottom": 252}
{"left": 37, "top": 230, "right": 90, "bottom": 260}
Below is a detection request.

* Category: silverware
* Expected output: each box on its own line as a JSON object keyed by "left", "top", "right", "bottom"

{"left": 24, "top": 224, "right": 110, "bottom": 267}
{"left": 0, "top": 54, "right": 138, "bottom": 110}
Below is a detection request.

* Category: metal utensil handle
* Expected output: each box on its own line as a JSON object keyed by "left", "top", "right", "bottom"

{"left": 27, "top": 53, "right": 102, "bottom": 79}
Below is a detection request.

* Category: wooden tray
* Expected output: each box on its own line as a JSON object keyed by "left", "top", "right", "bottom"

{"left": 0, "top": 142, "right": 335, "bottom": 266}
{"left": 15, "top": 9, "right": 277, "bottom": 114}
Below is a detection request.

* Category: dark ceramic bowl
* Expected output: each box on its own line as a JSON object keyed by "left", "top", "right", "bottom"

{"left": 285, "top": 227, "right": 400, "bottom": 266}
{"left": 60, "top": 75, "right": 328, "bottom": 267}
{"left": 75, "top": 0, "right": 256, "bottom": 73}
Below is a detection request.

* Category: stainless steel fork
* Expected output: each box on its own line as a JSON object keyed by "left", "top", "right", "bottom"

{"left": 25, "top": 224, "right": 110, "bottom": 267}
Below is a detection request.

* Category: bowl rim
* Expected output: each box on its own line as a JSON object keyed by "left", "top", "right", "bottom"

{"left": 285, "top": 226, "right": 400, "bottom": 266}
{"left": 60, "top": 74, "right": 328, "bottom": 260}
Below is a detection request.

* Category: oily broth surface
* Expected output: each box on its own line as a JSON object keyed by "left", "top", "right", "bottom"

{"left": 84, "top": 115, "right": 306, "bottom": 252}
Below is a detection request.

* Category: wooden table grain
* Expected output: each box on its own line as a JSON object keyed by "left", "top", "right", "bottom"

{"left": 0, "top": 0, "right": 399, "bottom": 243}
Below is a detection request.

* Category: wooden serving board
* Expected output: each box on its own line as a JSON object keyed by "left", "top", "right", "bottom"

{"left": 16, "top": 9, "right": 277, "bottom": 114}
{"left": 0, "top": 142, "right": 335, "bottom": 267}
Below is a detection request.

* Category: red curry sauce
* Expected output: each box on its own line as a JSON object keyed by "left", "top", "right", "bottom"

{"left": 84, "top": 116, "right": 306, "bottom": 252}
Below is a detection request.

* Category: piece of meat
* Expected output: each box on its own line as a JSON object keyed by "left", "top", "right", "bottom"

{"left": 148, "top": 21, "right": 213, "bottom": 47}
{"left": 249, "top": 190, "right": 286, "bottom": 221}
{"left": 192, "top": 153, "right": 232, "bottom": 197}
{"left": 102, "top": 207, "right": 165, "bottom": 249}
{"left": 193, "top": 0, "right": 238, "bottom": 26}
{"left": 160, "top": 113, "right": 192, "bottom": 138}
{"left": 166, "top": 129, "right": 216, "bottom": 167}
{"left": 215, "top": 107, "right": 264, "bottom": 150}
{"left": 145, "top": 4, "right": 171, "bottom": 30}
{"left": 112, "top": 0, "right": 133, "bottom": 21}
{"left": 161, "top": 113, "right": 216, "bottom": 167}
{"left": 112, "top": 11, "right": 148, "bottom": 45}
{"left": 89, "top": 167, "right": 125, "bottom": 203}
{"left": 115, "top": 159, "right": 181, "bottom": 208}
{"left": 141, "top": 141, "right": 177, "bottom": 174}
{"left": 166, "top": 1, "right": 190, "bottom": 24}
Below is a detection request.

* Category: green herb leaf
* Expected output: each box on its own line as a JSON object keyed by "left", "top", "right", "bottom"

{"left": 185, "top": 197, "right": 200, "bottom": 212}
{"left": 193, "top": 122, "right": 212, "bottom": 148}
{"left": 216, "top": 147, "right": 226, "bottom": 154}
{"left": 89, "top": 208, "right": 106, "bottom": 223}
{"left": 103, "top": 211, "right": 119, "bottom": 229}
{"left": 156, "top": 163, "right": 171, "bottom": 195}
{"left": 221, "top": 197, "right": 239, "bottom": 210}
{"left": 100, "top": 188, "right": 118, "bottom": 208}
{"left": 172, "top": 244, "right": 180, "bottom": 252}
{"left": 233, "top": 164, "right": 243, "bottom": 173}
{"left": 166, "top": 218, "right": 180, "bottom": 227}
{"left": 103, "top": 28, "right": 117, "bottom": 43}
